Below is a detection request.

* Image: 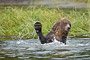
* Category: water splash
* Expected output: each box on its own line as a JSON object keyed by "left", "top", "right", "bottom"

{"left": 12, "top": 38, "right": 89, "bottom": 51}
{"left": 1, "top": 38, "right": 90, "bottom": 60}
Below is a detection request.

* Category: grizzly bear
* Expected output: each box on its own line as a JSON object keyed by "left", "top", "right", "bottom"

{"left": 34, "top": 18, "right": 71, "bottom": 44}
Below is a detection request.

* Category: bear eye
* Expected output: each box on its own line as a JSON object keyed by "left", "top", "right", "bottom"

{"left": 64, "top": 22, "right": 67, "bottom": 24}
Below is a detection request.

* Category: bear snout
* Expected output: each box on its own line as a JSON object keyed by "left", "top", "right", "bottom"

{"left": 65, "top": 24, "right": 71, "bottom": 32}
{"left": 67, "top": 27, "right": 70, "bottom": 31}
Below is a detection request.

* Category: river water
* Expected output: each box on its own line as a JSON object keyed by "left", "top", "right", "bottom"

{"left": 31, "top": 0, "right": 90, "bottom": 8}
{"left": 0, "top": 38, "right": 90, "bottom": 60}
{"left": 0, "top": 0, "right": 90, "bottom": 8}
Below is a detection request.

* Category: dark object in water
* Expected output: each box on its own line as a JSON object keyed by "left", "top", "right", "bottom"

{"left": 34, "top": 18, "right": 71, "bottom": 44}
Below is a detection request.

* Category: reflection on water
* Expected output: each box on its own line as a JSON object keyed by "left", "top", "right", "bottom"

{"left": 0, "top": 38, "right": 90, "bottom": 60}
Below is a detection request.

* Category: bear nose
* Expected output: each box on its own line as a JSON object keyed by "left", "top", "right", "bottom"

{"left": 68, "top": 27, "right": 70, "bottom": 30}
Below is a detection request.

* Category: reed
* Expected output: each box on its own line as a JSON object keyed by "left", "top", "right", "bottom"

{"left": 0, "top": 7, "right": 90, "bottom": 39}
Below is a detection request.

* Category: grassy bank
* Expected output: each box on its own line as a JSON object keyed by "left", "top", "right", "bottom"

{"left": 0, "top": 7, "right": 90, "bottom": 39}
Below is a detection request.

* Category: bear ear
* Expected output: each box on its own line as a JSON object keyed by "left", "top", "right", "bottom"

{"left": 60, "top": 18, "right": 67, "bottom": 20}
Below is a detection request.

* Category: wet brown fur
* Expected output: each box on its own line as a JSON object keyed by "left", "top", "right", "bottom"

{"left": 45, "top": 18, "right": 71, "bottom": 43}
{"left": 34, "top": 18, "right": 71, "bottom": 44}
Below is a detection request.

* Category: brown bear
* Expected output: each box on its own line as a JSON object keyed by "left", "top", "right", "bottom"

{"left": 34, "top": 18, "right": 71, "bottom": 44}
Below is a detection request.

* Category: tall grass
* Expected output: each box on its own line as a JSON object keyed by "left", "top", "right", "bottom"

{"left": 0, "top": 7, "right": 90, "bottom": 39}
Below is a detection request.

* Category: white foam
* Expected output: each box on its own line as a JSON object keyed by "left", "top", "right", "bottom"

{"left": 16, "top": 40, "right": 28, "bottom": 44}
{"left": 15, "top": 39, "right": 90, "bottom": 51}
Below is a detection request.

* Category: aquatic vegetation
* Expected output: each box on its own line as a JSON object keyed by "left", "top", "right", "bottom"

{"left": 0, "top": 7, "right": 90, "bottom": 39}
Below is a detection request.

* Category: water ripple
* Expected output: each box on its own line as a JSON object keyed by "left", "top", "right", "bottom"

{"left": 0, "top": 38, "right": 90, "bottom": 60}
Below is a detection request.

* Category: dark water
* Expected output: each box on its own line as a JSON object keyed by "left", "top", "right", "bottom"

{"left": 0, "top": 38, "right": 90, "bottom": 60}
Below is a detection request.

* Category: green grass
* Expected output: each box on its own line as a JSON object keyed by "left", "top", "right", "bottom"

{"left": 0, "top": 7, "right": 90, "bottom": 39}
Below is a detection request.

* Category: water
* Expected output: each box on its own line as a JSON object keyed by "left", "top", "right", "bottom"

{"left": 0, "top": 38, "right": 90, "bottom": 60}
{"left": 32, "top": 0, "right": 89, "bottom": 8}
{"left": 0, "top": 0, "right": 90, "bottom": 9}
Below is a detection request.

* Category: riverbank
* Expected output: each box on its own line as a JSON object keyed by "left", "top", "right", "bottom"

{"left": 0, "top": 7, "right": 90, "bottom": 40}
